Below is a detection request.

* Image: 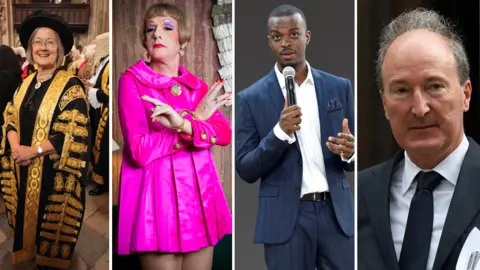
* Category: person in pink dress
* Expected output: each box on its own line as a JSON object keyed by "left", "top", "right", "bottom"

{"left": 116, "top": 3, "right": 232, "bottom": 270}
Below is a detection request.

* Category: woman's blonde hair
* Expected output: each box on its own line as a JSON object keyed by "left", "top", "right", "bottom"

{"left": 141, "top": 3, "right": 191, "bottom": 49}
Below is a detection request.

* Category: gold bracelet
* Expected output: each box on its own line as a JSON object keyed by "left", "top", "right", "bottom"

{"left": 173, "top": 118, "right": 185, "bottom": 133}
{"left": 178, "top": 109, "right": 200, "bottom": 120}
{"left": 189, "top": 111, "right": 200, "bottom": 120}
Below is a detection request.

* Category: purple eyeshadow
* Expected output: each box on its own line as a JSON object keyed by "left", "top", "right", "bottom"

{"left": 164, "top": 19, "right": 175, "bottom": 29}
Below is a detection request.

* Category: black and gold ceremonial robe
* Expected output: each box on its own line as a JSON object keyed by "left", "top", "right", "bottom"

{"left": 90, "top": 57, "right": 109, "bottom": 187}
{"left": 0, "top": 69, "right": 90, "bottom": 269}
{"left": 60, "top": 55, "right": 73, "bottom": 73}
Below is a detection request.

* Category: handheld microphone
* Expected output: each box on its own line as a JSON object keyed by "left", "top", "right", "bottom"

{"left": 283, "top": 66, "right": 296, "bottom": 106}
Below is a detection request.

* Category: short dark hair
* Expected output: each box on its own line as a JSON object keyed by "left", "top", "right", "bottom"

{"left": 268, "top": 4, "right": 307, "bottom": 28}
{"left": 0, "top": 45, "right": 22, "bottom": 75}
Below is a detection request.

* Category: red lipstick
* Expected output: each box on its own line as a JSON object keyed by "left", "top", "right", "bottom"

{"left": 154, "top": 44, "right": 166, "bottom": 48}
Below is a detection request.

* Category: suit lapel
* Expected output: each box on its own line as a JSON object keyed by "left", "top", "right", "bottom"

{"left": 363, "top": 151, "right": 404, "bottom": 270}
{"left": 433, "top": 138, "right": 480, "bottom": 269}
{"left": 266, "top": 69, "right": 301, "bottom": 154}
{"left": 267, "top": 69, "right": 284, "bottom": 117}
{"left": 312, "top": 70, "right": 333, "bottom": 162}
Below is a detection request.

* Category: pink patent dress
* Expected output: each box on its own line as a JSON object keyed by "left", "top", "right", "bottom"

{"left": 116, "top": 60, "right": 232, "bottom": 254}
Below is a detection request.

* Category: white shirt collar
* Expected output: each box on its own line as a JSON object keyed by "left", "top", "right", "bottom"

{"left": 402, "top": 134, "right": 469, "bottom": 194}
{"left": 274, "top": 61, "right": 314, "bottom": 90}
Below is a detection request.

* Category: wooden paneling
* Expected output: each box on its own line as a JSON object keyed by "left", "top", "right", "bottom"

{"left": 12, "top": 3, "right": 91, "bottom": 32}
{"left": 84, "top": 0, "right": 108, "bottom": 44}
{"left": 112, "top": 0, "right": 232, "bottom": 209}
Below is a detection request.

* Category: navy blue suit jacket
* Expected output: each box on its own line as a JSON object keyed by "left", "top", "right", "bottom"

{"left": 358, "top": 138, "right": 480, "bottom": 270}
{"left": 235, "top": 68, "right": 355, "bottom": 244}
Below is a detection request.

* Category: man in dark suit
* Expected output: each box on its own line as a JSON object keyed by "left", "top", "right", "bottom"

{"left": 235, "top": 5, "right": 355, "bottom": 270}
{"left": 358, "top": 8, "right": 480, "bottom": 270}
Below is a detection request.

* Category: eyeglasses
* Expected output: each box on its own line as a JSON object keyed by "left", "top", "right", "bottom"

{"left": 32, "top": 39, "right": 58, "bottom": 49}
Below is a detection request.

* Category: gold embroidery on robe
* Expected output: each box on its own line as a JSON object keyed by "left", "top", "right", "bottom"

{"left": 53, "top": 158, "right": 86, "bottom": 178}
{"left": 91, "top": 61, "right": 109, "bottom": 174}
{"left": 91, "top": 172, "right": 104, "bottom": 185}
{"left": 93, "top": 107, "right": 109, "bottom": 165}
{"left": 54, "top": 173, "right": 64, "bottom": 192}
{"left": 47, "top": 193, "right": 83, "bottom": 211}
{"left": 39, "top": 241, "right": 50, "bottom": 256}
{"left": 51, "top": 108, "right": 89, "bottom": 178}
{"left": 0, "top": 155, "right": 17, "bottom": 228}
{"left": 10, "top": 71, "right": 74, "bottom": 265}
{"left": 65, "top": 174, "right": 76, "bottom": 193}
{"left": 41, "top": 222, "right": 79, "bottom": 235}
{"left": 0, "top": 73, "right": 34, "bottom": 155}
{"left": 0, "top": 103, "right": 17, "bottom": 155}
{"left": 66, "top": 62, "right": 76, "bottom": 76}
{"left": 61, "top": 244, "right": 71, "bottom": 259}
{"left": 39, "top": 232, "right": 77, "bottom": 243}
{"left": 44, "top": 213, "right": 80, "bottom": 228}
{"left": 76, "top": 183, "right": 81, "bottom": 198}
{"left": 50, "top": 243, "right": 59, "bottom": 257}
{"left": 52, "top": 123, "right": 88, "bottom": 138}
{"left": 101, "top": 62, "right": 110, "bottom": 96}
{"left": 59, "top": 86, "right": 88, "bottom": 111}
{"left": 57, "top": 110, "right": 89, "bottom": 124}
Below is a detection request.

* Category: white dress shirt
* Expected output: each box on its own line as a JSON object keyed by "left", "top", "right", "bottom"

{"left": 272, "top": 62, "right": 330, "bottom": 197}
{"left": 390, "top": 134, "right": 469, "bottom": 270}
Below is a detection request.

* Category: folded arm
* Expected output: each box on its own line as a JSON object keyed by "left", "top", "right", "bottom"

{"left": 118, "top": 73, "right": 187, "bottom": 167}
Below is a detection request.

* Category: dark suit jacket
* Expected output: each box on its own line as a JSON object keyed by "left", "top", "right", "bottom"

{"left": 235, "top": 67, "right": 355, "bottom": 244}
{"left": 358, "top": 137, "right": 480, "bottom": 270}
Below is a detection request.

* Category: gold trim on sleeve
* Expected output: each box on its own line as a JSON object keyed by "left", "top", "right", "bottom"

{"left": 59, "top": 85, "right": 87, "bottom": 111}
{"left": 101, "top": 62, "right": 110, "bottom": 96}
{"left": 93, "top": 107, "right": 108, "bottom": 165}
{"left": 57, "top": 109, "right": 89, "bottom": 124}
{"left": 52, "top": 123, "right": 88, "bottom": 137}
{"left": 91, "top": 172, "right": 104, "bottom": 185}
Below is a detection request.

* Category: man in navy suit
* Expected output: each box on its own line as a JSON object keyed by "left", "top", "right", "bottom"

{"left": 235, "top": 5, "right": 355, "bottom": 270}
{"left": 358, "top": 9, "right": 480, "bottom": 270}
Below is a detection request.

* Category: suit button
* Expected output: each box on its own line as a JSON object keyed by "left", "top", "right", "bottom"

{"left": 174, "top": 142, "right": 180, "bottom": 149}
{"left": 295, "top": 188, "right": 300, "bottom": 193}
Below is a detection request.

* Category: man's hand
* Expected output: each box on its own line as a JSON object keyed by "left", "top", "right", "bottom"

{"left": 327, "top": 118, "right": 355, "bottom": 159}
{"left": 279, "top": 95, "right": 302, "bottom": 137}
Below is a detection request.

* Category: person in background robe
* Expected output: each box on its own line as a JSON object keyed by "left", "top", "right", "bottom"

{"left": 87, "top": 32, "right": 109, "bottom": 196}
